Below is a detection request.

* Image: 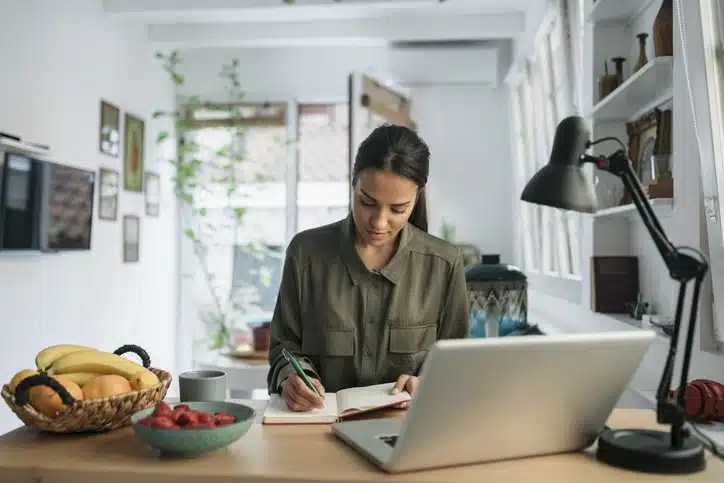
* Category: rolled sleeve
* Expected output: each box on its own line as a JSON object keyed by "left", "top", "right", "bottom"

{"left": 267, "top": 249, "right": 320, "bottom": 394}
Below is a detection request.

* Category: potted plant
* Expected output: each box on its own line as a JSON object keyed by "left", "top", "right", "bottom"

{"left": 153, "top": 51, "right": 281, "bottom": 350}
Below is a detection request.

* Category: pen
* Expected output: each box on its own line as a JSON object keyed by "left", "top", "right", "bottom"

{"left": 282, "top": 348, "right": 326, "bottom": 408}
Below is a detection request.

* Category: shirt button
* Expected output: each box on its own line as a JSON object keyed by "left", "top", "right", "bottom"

{"left": 364, "top": 347, "right": 373, "bottom": 357}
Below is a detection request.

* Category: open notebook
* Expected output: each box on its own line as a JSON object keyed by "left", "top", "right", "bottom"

{"left": 262, "top": 382, "right": 411, "bottom": 424}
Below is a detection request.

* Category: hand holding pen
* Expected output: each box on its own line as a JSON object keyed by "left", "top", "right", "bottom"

{"left": 280, "top": 348, "right": 327, "bottom": 412}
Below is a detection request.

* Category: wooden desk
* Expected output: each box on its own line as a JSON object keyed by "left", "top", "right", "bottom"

{"left": 0, "top": 401, "right": 721, "bottom": 483}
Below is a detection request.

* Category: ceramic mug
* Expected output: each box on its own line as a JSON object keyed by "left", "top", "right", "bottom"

{"left": 179, "top": 370, "right": 227, "bottom": 402}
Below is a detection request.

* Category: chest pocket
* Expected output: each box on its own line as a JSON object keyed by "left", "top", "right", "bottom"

{"left": 387, "top": 323, "right": 437, "bottom": 377}
{"left": 301, "top": 327, "right": 356, "bottom": 392}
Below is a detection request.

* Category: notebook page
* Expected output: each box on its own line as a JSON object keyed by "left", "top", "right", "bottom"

{"left": 336, "top": 382, "right": 411, "bottom": 415}
{"left": 262, "top": 393, "right": 338, "bottom": 424}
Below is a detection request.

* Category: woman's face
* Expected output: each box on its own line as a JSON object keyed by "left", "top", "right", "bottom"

{"left": 352, "top": 168, "right": 418, "bottom": 247}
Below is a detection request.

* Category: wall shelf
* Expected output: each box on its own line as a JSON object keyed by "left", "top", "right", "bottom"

{"left": 586, "top": 0, "right": 658, "bottom": 24}
{"left": 594, "top": 197, "right": 673, "bottom": 220}
{"left": 589, "top": 56, "right": 673, "bottom": 122}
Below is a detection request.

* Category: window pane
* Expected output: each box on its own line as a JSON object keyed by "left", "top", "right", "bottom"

{"left": 297, "top": 103, "right": 350, "bottom": 232}
{"left": 555, "top": 210, "right": 572, "bottom": 274}
{"left": 567, "top": 212, "right": 581, "bottom": 276}
{"left": 189, "top": 126, "right": 288, "bottom": 328}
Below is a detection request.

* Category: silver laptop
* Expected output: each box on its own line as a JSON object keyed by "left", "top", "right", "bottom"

{"left": 332, "top": 330, "right": 656, "bottom": 473}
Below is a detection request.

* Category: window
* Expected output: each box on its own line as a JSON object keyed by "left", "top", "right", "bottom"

{"left": 694, "top": 0, "right": 724, "bottom": 345}
{"left": 507, "top": 8, "right": 581, "bottom": 280}
{"left": 184, "top": 102, "right": 351, "bottom": 333}
{"left": 297, "top": 103, "right": 350, "bottom": 232}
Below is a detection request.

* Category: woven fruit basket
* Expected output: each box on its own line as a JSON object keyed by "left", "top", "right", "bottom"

{"left": 1, "top": 345, "right": 172, "bottom": 433}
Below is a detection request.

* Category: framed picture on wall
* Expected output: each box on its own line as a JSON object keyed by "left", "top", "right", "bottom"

{"left": 98, "top": 167, "right": 119, "bottom": 221}
{"left": 145, "top": 171, "right": 160, "bottom": 217}
{"left": 123, "top": 214, "right": 140, "bottom": 263}
{"left": 99, "top": 100, "right": 120, "bottom": 157}
{"left": 123, "top": 113, "right": 145, "bottom": 192}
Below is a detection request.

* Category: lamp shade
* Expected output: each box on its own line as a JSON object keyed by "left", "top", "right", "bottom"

{"left": 520, "top": 116, "right": 599, "bottom": 213}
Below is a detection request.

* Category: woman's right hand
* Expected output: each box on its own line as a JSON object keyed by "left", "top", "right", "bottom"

{"left": 280, "top": 374, "right": 326, "bottom": 411}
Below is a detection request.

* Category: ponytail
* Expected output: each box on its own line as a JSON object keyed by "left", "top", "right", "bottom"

{"left": 408, "top": 189, "right": 428, "bottom": 232}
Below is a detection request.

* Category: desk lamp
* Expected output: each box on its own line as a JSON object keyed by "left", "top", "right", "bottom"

{"left": 521, "top": 115, "right": 709, "bottom": 474}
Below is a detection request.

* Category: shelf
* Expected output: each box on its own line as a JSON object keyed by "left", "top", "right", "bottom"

{"left": 605, "top": 314, "right": 671, "bottom": 342}
{"left": 586, "top": 0, "right": 658, "bottom": 24}
{"left": 589, "top": 56, "right": 673, "bottom": 122}
{"left": 594, "top": 197, "right": 673, "bottom": 220}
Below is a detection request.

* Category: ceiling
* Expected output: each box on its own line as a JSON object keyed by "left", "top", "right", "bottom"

{"left": 102, "top": 0, "right": 533, "bottom": 49}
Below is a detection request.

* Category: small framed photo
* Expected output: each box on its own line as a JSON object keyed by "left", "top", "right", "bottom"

{"left": 98, "top": 168, "right": 119, "bottom": 221}
{"left": 123, "top": 214, "right": 140, "bottom": 263}
{"left": 99, "top": 100, "right": 121, "bottom": 157}
{"left": 123, "top": 113, "right": 145, "bottom": 192}
{"left": 145, "top": 172, "right": 160, "bottom": 217}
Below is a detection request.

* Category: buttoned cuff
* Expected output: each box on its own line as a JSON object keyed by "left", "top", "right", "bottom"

{"left": 274, "top": 359, "right": 320, "bottom": 393}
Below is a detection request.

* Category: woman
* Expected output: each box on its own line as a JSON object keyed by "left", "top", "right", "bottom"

{"left": 267, "top": 124, "right": 469, "bottom": 411}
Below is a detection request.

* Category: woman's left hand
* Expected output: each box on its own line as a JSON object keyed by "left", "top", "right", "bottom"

{"left": 390, "top": 374, "right": 419, "bottom": 409}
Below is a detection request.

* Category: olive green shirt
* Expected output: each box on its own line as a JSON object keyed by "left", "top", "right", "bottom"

{"left": 267, "top": 214, "right": 470, "bottom": 394}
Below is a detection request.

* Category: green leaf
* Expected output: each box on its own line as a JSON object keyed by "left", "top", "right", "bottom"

{"left": 233, "top": 207, "right": 246, "bottom": 220}
{"left": 156, "top": 132, "right": 169, "bottom": 143}
{"left": 172, "top": 72, "right": 184, "bottom": 86}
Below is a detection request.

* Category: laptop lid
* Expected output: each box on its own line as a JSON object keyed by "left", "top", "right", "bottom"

{"left": 387, "top": 330, "right": 656, "bottom": 472}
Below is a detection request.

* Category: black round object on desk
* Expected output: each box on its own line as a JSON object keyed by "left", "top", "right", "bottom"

{"left": 596, "top": 427, "right": 705, "bottom": 474}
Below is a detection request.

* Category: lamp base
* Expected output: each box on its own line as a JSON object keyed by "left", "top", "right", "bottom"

{"left": 596, "top": 427, "right": 706, "bottom": 474}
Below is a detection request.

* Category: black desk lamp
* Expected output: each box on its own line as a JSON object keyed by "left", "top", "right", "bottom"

{"left": 521, "top": 116, "right": 709, "bottom": 474}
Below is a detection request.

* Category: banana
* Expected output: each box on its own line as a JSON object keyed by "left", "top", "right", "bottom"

{"left": 35, "top": 344, "right": 97, "bottom": 372}
{"left": 129, "top": 370, "right": 160, "bottom": 390}
{"left": 47, "top": 350, "right": 147, "bottom": 379}
{"left": 58, "top": 372, "right": 105, "bottom": 387}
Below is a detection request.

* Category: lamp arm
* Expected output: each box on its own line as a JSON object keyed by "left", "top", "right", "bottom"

{"left": 585, "top": 149, "right": 676, "bottom": 258}
{"left": 584, "top": 145, "right": 709, "bottom": 449}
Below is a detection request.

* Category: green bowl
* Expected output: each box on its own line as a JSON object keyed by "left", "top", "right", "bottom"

{"left": 130, "top": 401, "right": 256, "bottom": 457}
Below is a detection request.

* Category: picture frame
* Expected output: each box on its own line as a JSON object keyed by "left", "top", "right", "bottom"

{"left": 99, "top": 100, "right": 121, "bottom": 157}
{"left": 626, "top": 108, "right": 661, "bottom": 191}
{"left": 144, "top": 171, "right": 160, "bottom": 217}
{"left": 98, "top": 167, "right": 119, "bottom": 221}
{"left": 123, "top": 214, "right": 140, "bottom": 263}
{"left": 123, "top": 113, "right": 145, "bottom": 192}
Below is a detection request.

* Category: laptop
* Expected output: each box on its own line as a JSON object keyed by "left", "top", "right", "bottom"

{"left": 331, "top": 330, "right": 656, "bottom": 473}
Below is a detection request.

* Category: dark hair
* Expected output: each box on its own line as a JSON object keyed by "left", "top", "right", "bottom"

{"left": 352, "top": 124, "right": 430, "bottom": 232}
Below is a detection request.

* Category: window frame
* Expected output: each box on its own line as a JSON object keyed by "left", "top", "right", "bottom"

{"left": 506, "top": 4, "right": 582, "bottom": 287}
{"left": 695, "top": 0, "right": 724, "bottom": 347}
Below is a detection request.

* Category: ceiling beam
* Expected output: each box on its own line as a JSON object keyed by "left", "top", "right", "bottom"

{"left": 147, "top": 13, "right": 526, "bottom": 49}
{"left": 104, "top": 0, "right": 528, "bottom": 23}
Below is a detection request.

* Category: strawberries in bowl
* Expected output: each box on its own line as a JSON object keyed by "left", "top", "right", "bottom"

{"left": 137, "top": 402, "right": 240, "bottom": 430}
{"left": 131, "top": 401, "right": 255, "bottom": 456}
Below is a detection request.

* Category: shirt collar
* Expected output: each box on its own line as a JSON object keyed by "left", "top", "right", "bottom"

{"left": 340, "top": 213, "right": 412, "bottom": 286}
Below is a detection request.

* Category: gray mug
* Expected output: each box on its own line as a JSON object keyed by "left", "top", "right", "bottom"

{"left": 179, "top": 370, "right": 227, "bottom": 402}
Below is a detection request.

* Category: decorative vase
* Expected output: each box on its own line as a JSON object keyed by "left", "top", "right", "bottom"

{"left": 653, "top": 0, "right": 673, "bottom": 57}
{"left": 633, "top": 33, "right": 649, "bottom": 73}
{"left": 252, "top": 323, "right": 271, "bottom": 352}
{"left": 612, "top": 57, "right": 626, "bottom": 86}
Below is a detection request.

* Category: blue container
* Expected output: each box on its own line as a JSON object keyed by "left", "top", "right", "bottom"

{"left": 465, "top": 254, "right": 527, "bottom": 337}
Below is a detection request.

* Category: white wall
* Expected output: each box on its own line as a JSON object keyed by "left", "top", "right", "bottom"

{"left": 412, "top": 86, "right": 513, "bottom": 260}
{"left": 174, "top": 46, "right": 514, "bottom": 259}
{"left": 0, "top": 0, "right": 179, "bottom": 432}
